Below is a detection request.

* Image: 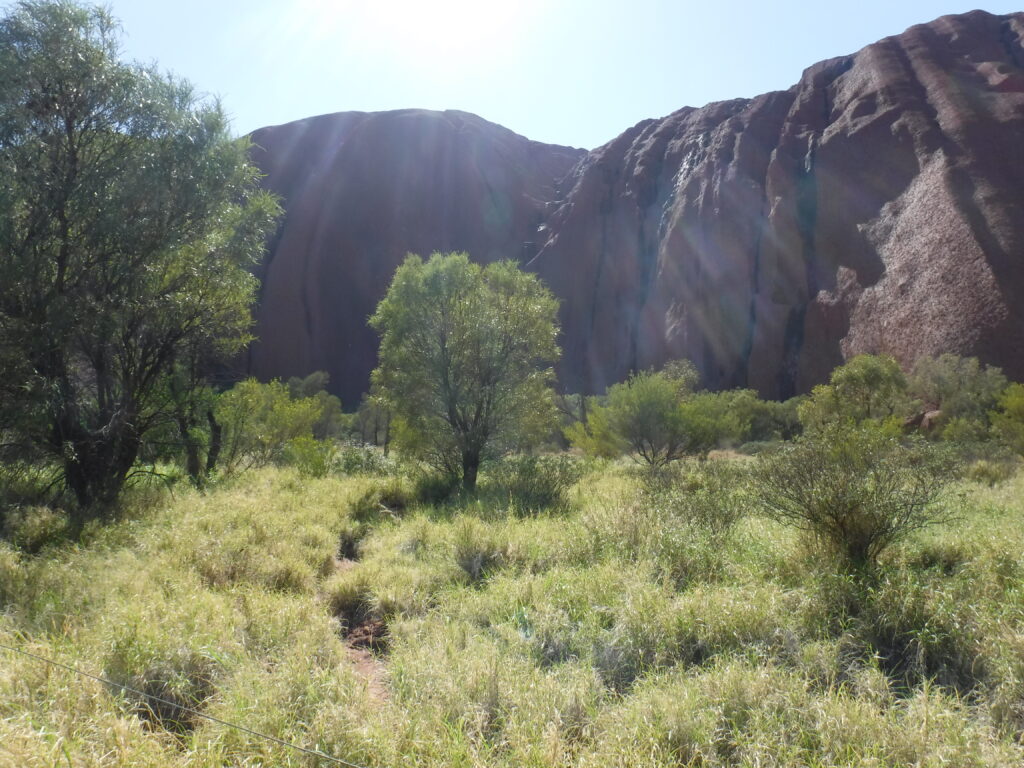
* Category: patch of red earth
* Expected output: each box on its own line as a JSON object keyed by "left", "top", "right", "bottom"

{"left": 343, "top": 618, "right": 390, "bottom": 702}
{"left": 346, "top": 617, "right": 388, "bottom": 651}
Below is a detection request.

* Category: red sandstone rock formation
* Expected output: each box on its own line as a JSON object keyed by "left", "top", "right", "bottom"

{"left": 247, "top": 109, "right": 584, "bottom": 406}
{"left": 249, "top": 10, "right": 1024, "bottom": 402}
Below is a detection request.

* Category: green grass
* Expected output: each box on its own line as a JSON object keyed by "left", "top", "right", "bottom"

{"left": 2, "top": 461, "right": 1024, "bottom": 766}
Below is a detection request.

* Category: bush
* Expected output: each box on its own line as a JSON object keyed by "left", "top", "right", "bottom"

{"left": 799, "top": 354, "right": 913, "bottom": 431}
{"left": 754, "top": 425, "right": 959, "bottom": 571}
{"left": 215, "top": 379, "right": 325, "bottom": 473}
{"left": 350, "top": 478, "right": 413, "bottom": 523}
{"left": 452, "top": 518, "right": 508, "bottom": 583}
{"left": 283, "top": 436, "right": 336, "bottom": 479}
{"left": 992, "top": 382, "right": 1024, "bottom": 455}
{"left": 2, "top": 506, "right": 69, "bottom": 553}
{"left": 965, "top": 458, "right": 1018, "bottom": 486}
{"left": 484, "top": 454, "right": 583, "bottom": 514}
{"left": 335, "top": 444, "right": 396, "bottom": 476}
{"left": 0, "top": 461, "right": 62, "bottom": 510}
{"left": 411, "top": 471, "right": 461, "bottom": 506}
{"left": 643, "top": 460, "right": 749, "bottom": 539}
{"left": 910, "top": 354, "right": 1006, "bottom": 434}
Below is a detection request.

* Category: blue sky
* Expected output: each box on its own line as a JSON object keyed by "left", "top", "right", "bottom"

{"left": 64, "top": 1, "right": 1024, "bottom": 148}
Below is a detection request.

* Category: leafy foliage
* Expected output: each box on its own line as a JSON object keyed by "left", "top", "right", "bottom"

{"left": 216, "top": 379, "right": 324, "bottom": 473}
{"left": 992, "top": 383, "right": 1024, "bottom": 455}
{"left": 799, "top": 355, "right": 913, "bottom": 432}
{"left": 754, "top": 425, "right": 959, "bottom": 570}
{"left": 0, "top": 1, "right": 279, "bottom": 511}
{"left": 484, "top": 454, "right": 583, "bottom": 515}
{"left": 909, "top": 354, "right": 1006, "bottom": 432}
{"left": 370, "top": 253, "right": 560, "bottom": 490}
{"left": 572, "top": 367, "right": 740, "bottom": 465}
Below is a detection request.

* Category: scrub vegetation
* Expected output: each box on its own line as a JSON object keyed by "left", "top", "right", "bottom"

{"left": 6, "top": 3, "right": 1024, "bottom": 766}
{"left": 3, "top": 448, "right": 1024, "bottom": 767}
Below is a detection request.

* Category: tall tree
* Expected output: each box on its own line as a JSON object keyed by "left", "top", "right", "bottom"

{"left": 370, "top": 252, "right": 559, "bottom": 490}
{"left": 0, "top": 1, "right": 279, "bottom": 511}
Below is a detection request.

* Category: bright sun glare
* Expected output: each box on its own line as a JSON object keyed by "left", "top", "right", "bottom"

{"left": 287, "top": 0, "right": 533, "bottom": 70}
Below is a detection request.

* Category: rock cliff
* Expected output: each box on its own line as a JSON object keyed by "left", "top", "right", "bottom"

{"left": 249, "top": 10, "right": 1024, "bottom": 403}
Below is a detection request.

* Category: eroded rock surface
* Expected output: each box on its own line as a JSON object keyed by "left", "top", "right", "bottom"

{"left": 250, "top": 11, "right": 1024, "bottom": 401}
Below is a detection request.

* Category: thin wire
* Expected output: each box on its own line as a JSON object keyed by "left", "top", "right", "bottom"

{"left": 0, "top": 641, "right": 366, "bottom": 768}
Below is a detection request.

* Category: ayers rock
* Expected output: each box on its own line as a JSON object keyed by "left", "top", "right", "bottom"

{"left": 248, "top": 10, "right": 1024, "bottom": 406}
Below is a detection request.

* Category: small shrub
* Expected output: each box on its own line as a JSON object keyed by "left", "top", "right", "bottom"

{"left": 412, "top": 471, "right": 460, "bottom": 506}
{"left": 335, "top": 444, "right": 396, "bottom": 476}
{"left": 754, "top": 425, "right": 959, "bottom": 571}
{"left": 104, "top": 643, "right": 217, "bottom": 734}
{"left": 858, "top": 574, "right": 985, "bottom": 694}
{"left": 737, "top": 440, "right": 777, "bottom": 455}
{"left": 485, "top": 454, "right": 583, "bottom": 514}
{"left": 2, "top": 505, "right": 69, "bottom": 553}
{"left": 643, "top": 460, "right": 749, "bottom": 539}
{"left": 452, "top": 518, "right": 507, "bottom": 583}
{"left": 0, "top": 462, "right": 62, "bottom": 509}
{"left": 966, "top": 458, "right": 1017, "bottom": 486}
{"left": 350, "top": 478, "right": 413, "bottom": 523}
{"left": 283, "top": 435, "right": 336, "bottom": 478}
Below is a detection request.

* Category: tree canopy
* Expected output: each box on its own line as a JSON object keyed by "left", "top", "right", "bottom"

{"left": 369, "top": 252, "right": 560, "bottom": 490}
{"left": 0, "top": 1, "right": 279, "bottom": 511}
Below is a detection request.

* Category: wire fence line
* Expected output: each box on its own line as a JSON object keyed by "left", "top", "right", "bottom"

{"left": 0, "top": 640, "right": 369, "bottom": 768}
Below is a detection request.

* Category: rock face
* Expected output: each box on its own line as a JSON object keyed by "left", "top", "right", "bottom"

{"left": 249, "top": 10, "right": 1024, "bottom": 403}
{"left": 247, "top": 109, "right": 585, "bottom": 406}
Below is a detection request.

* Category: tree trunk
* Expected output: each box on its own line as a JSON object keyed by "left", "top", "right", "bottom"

{"left": 462, "top": 449, "right": 480, "bottom": 491}
{"left": 205, "top": 408, "right": 222, "bottom": 475}
{"left": 176, "top": 410, "right": 203, "bottom": 487}
{"left": 63, "top": 425, "right": 140, "bottom": 523}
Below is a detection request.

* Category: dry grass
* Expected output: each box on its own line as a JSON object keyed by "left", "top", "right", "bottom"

{"left": 2, "top": 461, "right": 1024, "bottom": 766}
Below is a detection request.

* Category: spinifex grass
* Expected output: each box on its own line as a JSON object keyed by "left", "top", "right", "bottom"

{"left": 2, "top": 461, "right": 1024, "bottom": 766}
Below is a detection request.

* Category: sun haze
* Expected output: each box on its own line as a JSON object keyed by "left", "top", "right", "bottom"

{"left": 88, "top": 1, "right": 1024, "bottom": 147}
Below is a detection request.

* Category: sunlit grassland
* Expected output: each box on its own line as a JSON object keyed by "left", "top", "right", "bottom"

{"left": 2, "top": 461, "right": 1024, "bottom": 766}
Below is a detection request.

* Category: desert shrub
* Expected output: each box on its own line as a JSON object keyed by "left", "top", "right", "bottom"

{"left": 941, "top": 416, "right": 991, "bottom": 444}
{"left": 754, "top": 425, "right": 960, "bottom": 571}
{"left": 799, "top": 354, "right": 914, "bottom": 432}
{"left": 484, "top": 453, "right": 583, "bottom": 514}
{"left": 966, "top": 458, "right": 1018, "bottom": 486}
{"left": 452, "top": 517, "right": 508, "bottom": 583}
{"left": 992, "top": 382, "right": 1024, "bottom": 456}
{"left": 642, "top": 460, "right": 750, "bottom": 539}
{"left": 283, "top": 435, "right": 336, "bottom": 478}
{"left": 335, "top": 444, "right": 396, "bottom": 476}
{"left": 737, "top": 440, "right": 779, "bottom": 455}
{"left": 215, "top": 379, "right": 324, "bottom": 472}
{"left": 910, "top": 354, "right": 1006, "bottom": 434}
{"left": 411, "top": 471, "right": 460, "bottom": 506}
{"left": 286, "top": 371, "right": 347, "bottom": 439}
{"left": 857, "top": 573, "right": 985, "bottom": 694}
{"left": 0, "top": 461, "right": 62, "bottom": 509}
{"left": 564, "top": 401, "right": 623, "bottom": 459}
{"left": 2, "top": 506, "right": 69, "bottom": 553}
{"left": 577, "top": 367, "right": 740, "bottom": 466}
{"left": 350, "top": 477, "right": 413, "bottom": 523}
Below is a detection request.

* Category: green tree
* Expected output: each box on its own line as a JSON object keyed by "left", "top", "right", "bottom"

{"left": 909, "top": 354, "right": 1006, "bottom": 437}
{"left": 216, "top": 379, "right": 324, "bottom": 473}
{"left": 286, "top": 371, "right": 346, "bottom": 440}
{"left": 370, "top": 252, "right": 560, "bottom": 490}
{"left": 799, "top": 355, "right": 912, "bottom": 432}
{"left": 588, "top": 368, "right": 733, "bottom": 466}
{"left": 564, "top": 398, "right": 621, "bottom": 459}
{"left": 991, "top": 383, "right": 1024, "bottom": 455}
{"left": 0, "top": 1, "right": 279, "bottom": 511}
{"left": 603, "top": 370, "right": 689, "bottom": 466}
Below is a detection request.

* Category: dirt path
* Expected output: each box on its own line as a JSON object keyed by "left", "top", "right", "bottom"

{"left": 332, "top": 557, "right": 390, "bottom": 703}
